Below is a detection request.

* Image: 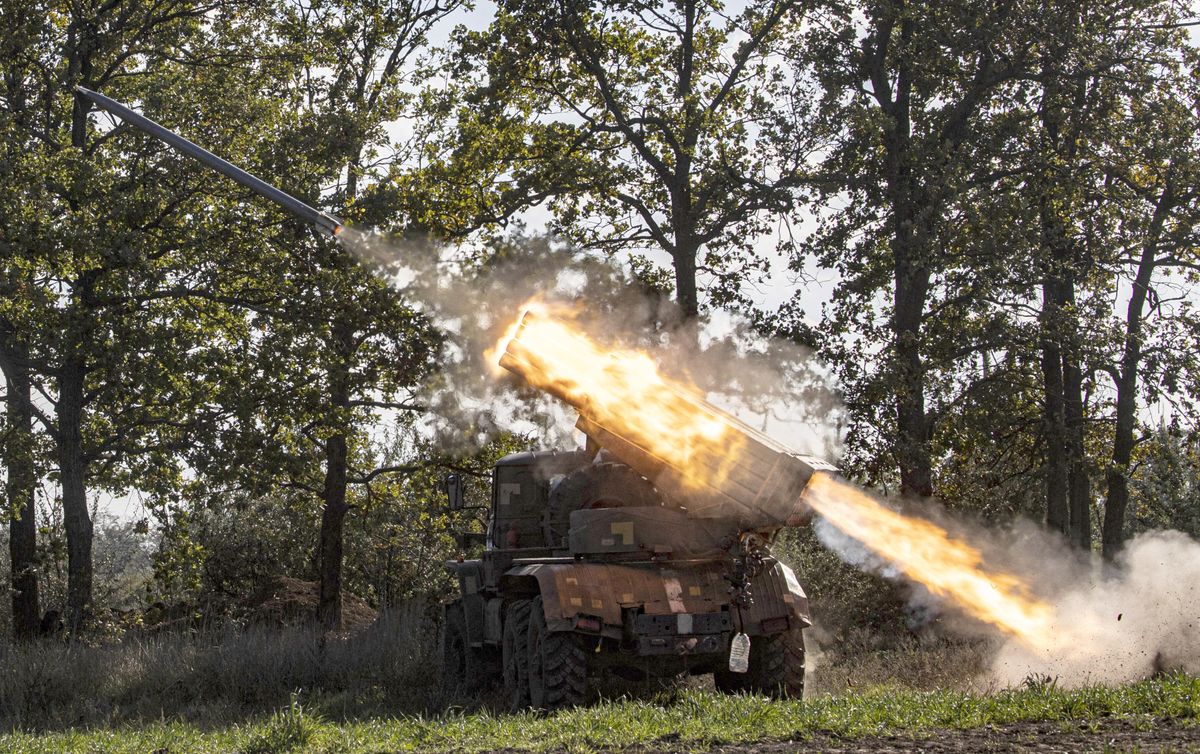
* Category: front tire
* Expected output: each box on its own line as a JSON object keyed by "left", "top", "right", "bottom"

{"left": 526, "top": 595, "right": 588, "bottom": 710}
{"left": 503, "top": 598, "right": 533, "bottom": 710}
{"left": 714, "top": 629, "right": 805, "bottom": 699}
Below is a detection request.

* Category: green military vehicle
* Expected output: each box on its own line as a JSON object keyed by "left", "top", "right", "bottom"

{"left": 440, "top": 443, "right": 828, "bottom": 710}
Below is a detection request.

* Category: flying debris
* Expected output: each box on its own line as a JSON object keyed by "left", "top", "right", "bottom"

{"left": 75, "top": 86, "right": 343, "bottom": 237}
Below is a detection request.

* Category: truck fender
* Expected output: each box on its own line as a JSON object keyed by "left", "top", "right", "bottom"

{"left": 502, "top": 564, "right": 576, "bottom": 632}
{"left": 776, "top": 562, "right": 813, "bottom": 628}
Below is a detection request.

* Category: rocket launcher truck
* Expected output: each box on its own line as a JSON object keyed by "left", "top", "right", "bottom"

{"left": 432, "top": 309, "right": 837, "bottom": 708}
{"left": 75, "top": 87, "right": 839, "bottom": 710}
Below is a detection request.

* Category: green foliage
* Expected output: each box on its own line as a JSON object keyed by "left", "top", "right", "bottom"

{"left": 409, "top": 0, "right": 810, "bottom": 314}
{"left": 1129, "top": 428, "right": 1200, "bottom": 539}
{"left": 773, "top": 0, "right": 1200, "bottom": 531}
{"left": 91, "top": 515, "right": 155, "bottom": 611}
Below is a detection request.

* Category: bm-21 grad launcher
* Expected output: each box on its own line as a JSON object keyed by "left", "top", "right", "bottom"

{"left": 75, "top": 87, "right": 837, "bottom": 710}
{"left": 434, "top": 310, "right": 840, "bottom": 709}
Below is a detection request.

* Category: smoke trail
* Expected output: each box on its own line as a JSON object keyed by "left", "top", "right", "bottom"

{"left": 808, "top": 477, "right": 1200, "bottom": 686}
{"left": 804, "top": 475, "right": 1057, "bottom": 647}
{"left": 335, "top": 227, "right": 840, "bottom": 457}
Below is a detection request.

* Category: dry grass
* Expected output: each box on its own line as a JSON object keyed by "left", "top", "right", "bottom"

{"left": 0, "top": 596, "right": 999, "bottom": 734}
{"left": 0, "top": 602, "right": 439, "bottom": 731}
{"left": 809, "top": 632, "right": 993, "bottom": 696}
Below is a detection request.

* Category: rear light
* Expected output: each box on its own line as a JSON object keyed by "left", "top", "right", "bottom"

{"left": 576, "top": 616, "right": 602, "bottom": 632}
{"left": 761, "top": 616, "right": 789, "bottom": 634}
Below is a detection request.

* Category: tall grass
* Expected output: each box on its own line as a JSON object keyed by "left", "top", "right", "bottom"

{"left": 0, "top": 603, "right": 439, "bottom": 731}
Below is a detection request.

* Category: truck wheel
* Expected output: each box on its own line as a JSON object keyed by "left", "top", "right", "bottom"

{"left": 503, "top": 599, "right": 533, "bottom": 710}
{"left": 782, "top": 628, "right": 806, "bottom": 699}
{"left": 714, "top": 629, "right": 804, "bottom": 699}
{"left": 526, "top": 595, "right": 588, "bottom": 710}
{"left": 439, "top": 603, "right": 472, "bottom": 704}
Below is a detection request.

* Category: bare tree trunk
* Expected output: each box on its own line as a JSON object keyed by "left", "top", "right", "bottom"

{"left": 1038, "top": 272, "right": 1070, "bottom": 535}
{"left": 317, "top": 317, "right": 353, "bottom": 631}
{"left": 58, "top": 357, "right": 93, "bottom": 631}
{"left": 1038, "top": 240, "right": 1090, "bottom": 547}
{"left": 893, "top": 257, "right": 933, "bottom": 498}
{"left": 2, "top": 345, "right": 40, "bottom": 640}
{"left": 671, "top": 243, "right": 700, "bottom": 321}
{"left": 1035, "top": 34, "right": 1088, "bottom": 541}
{"left": 1062, "top": 334, "right": 1091, "bottom": 548}
{"left": 882, "top": 16, "right": 933, "bottom": 499}
{"left": 317, "top": 428, "right": 349, "bottom": 631}
{"left": 1102, "top": 178, "right": 1172, "bottom": 558}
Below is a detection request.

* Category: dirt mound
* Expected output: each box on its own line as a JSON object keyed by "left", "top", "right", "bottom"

{"left": 243, "top": 576, "right": 377, "bottom": 630}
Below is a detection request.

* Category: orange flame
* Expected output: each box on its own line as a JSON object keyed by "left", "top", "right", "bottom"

{"left": 491, "top": 301, "right": 745, "bottom": 487}
{"left": 491, "top": 303, "right": 1056, "bottom": 650}
{"left": 802, "top": 475, "right": 1056, "bottom": 648}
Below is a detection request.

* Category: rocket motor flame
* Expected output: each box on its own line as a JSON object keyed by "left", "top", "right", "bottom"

{"left": 491, "top": 304, "right": 1059, "bottom": 651}
{"left": 492, "top": 301, "right": 747, "bottom": 488}
{"left": 803, "top": 475, "right": 1056, "bottom": 648}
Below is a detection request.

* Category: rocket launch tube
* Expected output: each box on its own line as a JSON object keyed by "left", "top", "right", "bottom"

{"left": 75, "top": 87, "right": 343, "bottom": 237}
{"left": 499, "top": 310, "right": 839, "bottom": 529}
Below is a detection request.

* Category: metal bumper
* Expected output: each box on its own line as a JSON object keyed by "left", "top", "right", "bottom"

{"left": 633, "top": 612, "right": 730, "bottom": 656}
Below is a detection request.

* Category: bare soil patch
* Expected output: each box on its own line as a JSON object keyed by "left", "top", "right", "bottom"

{"left": 635, "top": 719, "right": 1199, "bottom": 753}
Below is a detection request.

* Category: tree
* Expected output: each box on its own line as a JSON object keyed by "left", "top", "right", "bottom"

{"left": 1098, "top": 45, "right": 1200, "bottom": 557}
{"left": 987, "top": 0, "right": 1200, "bottom": 549}
{"left": 267, "top": 0, "right": 459, "bottom": 630}
{"left": 0, "top": 331, "right": 40, "bottom": 639}
{"left": 787, "top": 0, "right": 1037, "bottom": 496}
{"left": 413, "top": 0, "right": 810, "bottom": 319}
{"left": 1127, "top": 426, "right": 1200, "bottom": 539}
{"left": 0, "top": 0, "right": 298, "bottom": 629}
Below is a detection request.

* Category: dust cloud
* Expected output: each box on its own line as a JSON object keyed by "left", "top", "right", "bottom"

{"left": 988, "top": 530, "right": 1200, "bottom": 686}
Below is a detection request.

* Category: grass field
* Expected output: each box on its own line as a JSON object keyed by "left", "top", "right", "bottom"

{"left": 3, "top": 672, "right": 1197, "bottom": 754}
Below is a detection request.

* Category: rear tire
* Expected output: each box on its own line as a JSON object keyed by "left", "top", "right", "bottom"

{"left": 714, "top": 629, "right": 804, "bottom": 699}
{"left": 439, "top": 603, "right": 471, "bottom": 704}
{"left": 503, "top": 599, "right": 533, "bottom": 711}
{"left": 526, "top": 595, "right": 588, "bottom": 710}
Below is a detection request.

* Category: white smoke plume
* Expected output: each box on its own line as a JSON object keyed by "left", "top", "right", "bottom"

{"left": 989, "top": 530, "right": 1200, "bottom": 686}
{"left": 812, "top": 485, "right": 1200, "bottom": 688}
{"left": 335, "top": 227, "right": 840, "bottom": 457}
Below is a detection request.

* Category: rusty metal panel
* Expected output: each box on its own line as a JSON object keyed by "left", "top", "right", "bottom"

{"left": 745, "top": 561, "right": 812, "bottom": 630}
{"left": 513, "top": 562, "right": 732, "bottom": 625}
{"left": 567, "top": 507, "right": 727, "bottom": 558}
